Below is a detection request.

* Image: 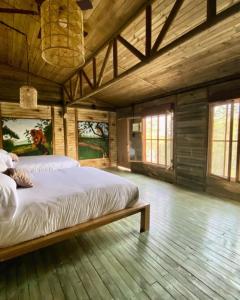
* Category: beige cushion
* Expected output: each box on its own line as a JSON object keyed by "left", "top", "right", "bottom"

{"left": 3, "top": 168, "right": 33, "bottom": 188}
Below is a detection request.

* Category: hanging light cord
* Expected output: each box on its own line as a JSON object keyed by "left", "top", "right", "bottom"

{"left": 0, "top": 21, "right": 30, "bottom": 85}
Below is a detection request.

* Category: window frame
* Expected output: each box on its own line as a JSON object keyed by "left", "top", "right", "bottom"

{"left": 142, "top": 112, "right": 174, "bottom": 169}
{"left": 208, "top": 99, "right": 240, "bottom": 183}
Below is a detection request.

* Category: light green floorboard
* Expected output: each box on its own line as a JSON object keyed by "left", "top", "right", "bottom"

{"left": 1, "top": 169, "right": 240, "bottom": 299}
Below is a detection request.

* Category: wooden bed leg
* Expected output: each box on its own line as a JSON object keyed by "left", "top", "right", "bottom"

{"left": 140, "top": 204, "right": 150, "bottom": 232}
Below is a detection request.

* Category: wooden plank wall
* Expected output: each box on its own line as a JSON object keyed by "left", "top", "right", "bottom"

{"left": 175, "top": 89, "right": 208, "bottom": 191}
{"left": 117, "top": 78, "right": 240, "bottom": 200}
{"left": 65, "top": 108, "right": 117, "bottom": 168}
{"left": 0, "top": 102, "right": 117, "bottom": 168}
{"left": 0, "top": 102, "right": 65, "bottom": 155}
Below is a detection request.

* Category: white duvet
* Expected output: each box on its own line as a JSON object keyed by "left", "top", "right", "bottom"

{"left": 15, "top": 155, "right": 79, "bottom": 173}
{"left": 0, "top": 167, "right": 139, "bottom": 247}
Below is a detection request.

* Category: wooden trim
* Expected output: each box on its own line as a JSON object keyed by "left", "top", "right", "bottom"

{"left": 0, "top": 202, "right": 150, "bottom": 262}
{"left": 151, "top": 0, "right": 184, "bottom": 53}
{"left": 51, "top": 106, "right": 55, "bottom": 155}
{"left": 117, "top": 35, "right": 145, "bottom": 61}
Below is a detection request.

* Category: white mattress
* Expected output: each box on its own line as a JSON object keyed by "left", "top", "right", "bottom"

{"left": 0, "top": 167, "right": 139, "bottom": 247}
{"left": 15, "top": 155, "right": 79, "bottom": 173}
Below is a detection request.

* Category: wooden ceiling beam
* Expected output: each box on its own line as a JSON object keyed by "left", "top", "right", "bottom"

{"left": 113, "top": 38, "right": 118, "bottom": 78}
{"left": 151, "top": 0, "right": 184, "bottom": 54}
{"left": 97, "top": 42, "right": 113, "bottom": 87}
{"left": 82, "top": 69, "right": 94, "bottom": 89}
{"left": 117, "top": 35, "right": 145, "bottom": 61}
{"left": 66, "top": 1, "right": 240, "bottom": 107}
{"left": 145, "top": 4, "right": 152, "bottom": 57}
{"left": 0, "top": 8, "right": 38, "bottom": 15}
{"left": 207, "top": 0, "right": 217, "bottom": 22}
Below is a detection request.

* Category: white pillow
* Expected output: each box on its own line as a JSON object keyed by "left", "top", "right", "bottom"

{"left": 0, "top": 149, "right": 8, "bottom": 155}
{"left": 0, "top": 173, "right": 18, "bottom": 221}
{"left": 0, "top": 153, "right": 13, "bottom": 171}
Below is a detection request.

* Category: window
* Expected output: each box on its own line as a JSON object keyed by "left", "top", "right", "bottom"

{"left": 143, "top": 112, "right": 173, "bottom": 168}
{"left": 209, "top": 100, "right": 240, "bottom": 181}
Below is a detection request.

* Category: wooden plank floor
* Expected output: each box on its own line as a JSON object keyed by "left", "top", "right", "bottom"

{"left": 1, "top": 170, "right": 240, "bottom": 300}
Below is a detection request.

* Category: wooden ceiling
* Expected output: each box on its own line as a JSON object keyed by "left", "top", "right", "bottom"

{"left": 0, "top": 0, "right": 240, "bottom": 108}
{"left": 0, "top": 0, "right": 146, "bottom": 83}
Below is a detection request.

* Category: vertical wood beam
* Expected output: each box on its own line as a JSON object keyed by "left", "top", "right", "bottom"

{"left": 145, "top": 4, "right": 152, "bottom": 57}
{"left": 92, "top": 57, "right": 97, "bottom": 88}
{"left": 113, "top": 38, "right": 118, "bottom": 78}
{"left": 236, "top": 102, "right": 240, "bottom": 182}
{"left": 152, "top": 0, "right": 184, "bottom": 53}
{"left": 51, "top": 106, "right": 56, "bottom": 155}
{"left": 97, "top": 42, "right": 113, "bottom": 87}
{"left": 207, "top": 0, "right": 217, "bottom": 22}
{"left": 228, "top": 102, "right": 234, "bottom": 180}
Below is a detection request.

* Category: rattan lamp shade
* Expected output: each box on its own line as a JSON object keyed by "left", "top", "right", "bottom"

{"left": 41, "top": 0, "right": 85, "bottom": 68}
{"left": 20, "top": 86, "right": 38, "bottom": 109}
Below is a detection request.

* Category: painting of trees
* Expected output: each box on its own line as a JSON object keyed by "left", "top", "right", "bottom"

{"left": 78, "top": 121, "right": 109, "bottom": 160}
{"left": 2, "top": 118, "right": 52, "bottom": 156}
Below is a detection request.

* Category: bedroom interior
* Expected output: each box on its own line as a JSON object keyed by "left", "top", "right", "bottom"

{"left": 0, "top": 0, "right": 240, "bottom": 299}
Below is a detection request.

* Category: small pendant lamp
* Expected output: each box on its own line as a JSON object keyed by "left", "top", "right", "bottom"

{"left": 20, "top": 37, "right": 38, "bottom": 109}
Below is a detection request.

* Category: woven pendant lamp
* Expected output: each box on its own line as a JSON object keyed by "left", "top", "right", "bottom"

{"left": 41, "top": 0, "right": 85, "bottom": 68}
{"left": 20, "top": 37, "right": 38, "bottom": 109}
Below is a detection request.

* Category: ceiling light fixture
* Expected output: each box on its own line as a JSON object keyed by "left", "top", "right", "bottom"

{"left": 41, "top": 0, "right": 85, "bottom": 68}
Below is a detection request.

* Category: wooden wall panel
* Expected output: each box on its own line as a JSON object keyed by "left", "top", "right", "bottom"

{"left": 109, "top": 112, "right": 117, "bottom": 167}
{"left": 53, "top": 107, "right": 65, "bottom": 156}
{"left": 117, "top": 77, "right": 240, "bottom": 200}
{"left": 65, "top": 108, "right": 77, "bottom": 160}
{"left": 0, "top": 103, "right": 51, "bottom": 119}
{"left": 175, "top": 90, "right": 208, "bottom": 191}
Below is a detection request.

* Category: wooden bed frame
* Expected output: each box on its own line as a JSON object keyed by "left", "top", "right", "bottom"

{"left": 0, "top": 202, "right": 150, "bottom": 262}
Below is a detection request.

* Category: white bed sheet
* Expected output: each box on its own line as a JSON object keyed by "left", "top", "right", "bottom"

{"left": 15, "top": 155, "right": 79, "bottom": 173}
{"left": 0, "top": 167, "right": 139, "bottom": 247}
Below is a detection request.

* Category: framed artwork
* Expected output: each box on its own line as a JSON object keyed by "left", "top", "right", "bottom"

{"left": 78, "top": 121, "right": 109, "bottom": 160}
{"left": 2, "top": 118, "right": 53, "bottom": 156}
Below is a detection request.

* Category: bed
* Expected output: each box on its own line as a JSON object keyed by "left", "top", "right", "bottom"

{"left": 14, "top": 155, "right": 79, "bottom": 173}
{"left": 0, "top": 167, "right": 149, "bottom": 261}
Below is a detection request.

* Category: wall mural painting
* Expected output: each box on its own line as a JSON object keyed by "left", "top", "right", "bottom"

{"left": 2, "top": 118, "right": 53, "bottom": 156}
{"left": 78, "top": 121, "right": 109, "bottom": 160}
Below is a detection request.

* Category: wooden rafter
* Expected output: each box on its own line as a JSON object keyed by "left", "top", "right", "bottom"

{"left": 65, "top": 1, "right": 240, "bottom": 107}
{"left": 113, "top": 38, "right": 118, "bottom": 78}
{"left": 207, "top": 0, "right": 217, "bottom": 22}
{"left": 97, "top": 41, "right": 113, "bottom": 87}
{"left": 151, "top": 0, "right": 184, "bottom": 53}
{"left": 117, "top": 35, "right": 145, "bottom": 61}
{"left": 82, "top": 69, "right": 93, "bottom": 89}
{"left": 145, "top": 4, "right": 152, "bottom": 57}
